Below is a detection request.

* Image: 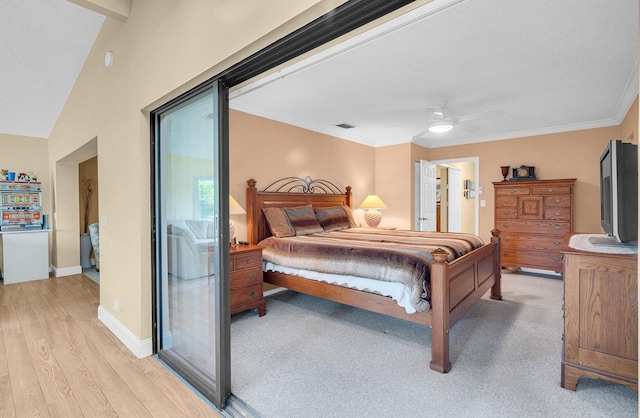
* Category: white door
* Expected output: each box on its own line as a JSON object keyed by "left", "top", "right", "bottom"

{"left": 416, "top": 160, "right": 437, "bottom": 231}
{"left": 447, "top": 167, "right": 462, "bottom": 232}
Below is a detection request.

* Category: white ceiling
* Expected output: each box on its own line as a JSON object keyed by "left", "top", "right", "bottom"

{"left": 0, "top": 0, "right": 637, "bottom": 148}
{"left": 0, "top": 0, "right": 104, "bottom": 139}
{"left": 230, "top": 0, "right": 639, "bottom": 148}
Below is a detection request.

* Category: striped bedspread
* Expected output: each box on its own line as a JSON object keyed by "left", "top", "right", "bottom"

{"left": 259, "top": 228, "right": 484, "bottom": 312}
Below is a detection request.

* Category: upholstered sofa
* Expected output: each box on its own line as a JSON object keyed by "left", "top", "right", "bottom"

{"left": 167, "top": 220, "right": 216, "bottom": 280}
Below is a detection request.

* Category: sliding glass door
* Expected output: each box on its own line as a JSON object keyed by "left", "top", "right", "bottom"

{"left": 152, "top": 80, "right": 230, "bottom": 408}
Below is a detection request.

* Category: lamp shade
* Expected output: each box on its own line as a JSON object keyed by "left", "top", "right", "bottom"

{"left": 229, "top": 195, "right": 246, "bottom": 215}
{"left": 358, "top": 195, "right": 387, "bottom": 210}
{"left": 229, "top": 195, "right": 246, "bottom": 245}
{"left": 359, "top": 195, "right": 387, "bottom": 228}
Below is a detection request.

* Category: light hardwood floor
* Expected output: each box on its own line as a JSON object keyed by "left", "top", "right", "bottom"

{"left": 0, "top": 274, "right": 220, "bottom": 417}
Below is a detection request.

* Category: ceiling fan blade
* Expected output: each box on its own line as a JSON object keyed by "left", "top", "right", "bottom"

{"left": 412, "top": 127, "right": 432, "bottom": 140}
{"left": 456, "top": 108, "right": 503, "bottom": 123}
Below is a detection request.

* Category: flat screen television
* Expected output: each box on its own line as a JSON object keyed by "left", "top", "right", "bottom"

{"left": 599, "top": 139, "right": 638, "bottom": 244}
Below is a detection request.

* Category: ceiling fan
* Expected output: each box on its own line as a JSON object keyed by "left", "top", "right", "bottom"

{"left": 412, "top": 105, "right": 502, "bottom": 139}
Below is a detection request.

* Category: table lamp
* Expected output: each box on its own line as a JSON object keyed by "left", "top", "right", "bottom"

{"left": 229, "top": 195, "right": 246, "bottom": 245}
{"left": 359, "top": 194, "right": 387, "bottom": 228}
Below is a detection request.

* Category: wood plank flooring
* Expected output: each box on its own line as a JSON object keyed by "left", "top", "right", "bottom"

{"left": 0, "top": 274, "right": 220, "bottom": 417}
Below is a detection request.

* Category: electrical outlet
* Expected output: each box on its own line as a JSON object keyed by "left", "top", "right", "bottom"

{"left": 113, "top": 298, "right": 119, "bottom": 312}
{"left": 480, "top": 199, "right": 486, "bottom": 207}
{"left": 101, "top": 215, "right": 107, "bottom": 228}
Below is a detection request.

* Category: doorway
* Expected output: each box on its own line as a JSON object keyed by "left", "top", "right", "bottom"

{"left": 79, "top": 156, "right": 100, "bottom": 284}
{"left": 415, "top": 157, "right": 479, "bottom": 235}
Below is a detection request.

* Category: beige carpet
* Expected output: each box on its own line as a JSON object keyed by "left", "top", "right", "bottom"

{"left": 230, "top": 273, "right": 637, "bottom": 418}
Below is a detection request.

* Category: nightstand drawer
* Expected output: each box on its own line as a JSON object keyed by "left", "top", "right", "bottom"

{"left": 230, "top": 267, "right": 263, "bottom": 289}
{"left": 231, "top": 283, "right": 263, "bottom": 307}
{"left": 231, "top": 252, "right": 262, "bottom": 271}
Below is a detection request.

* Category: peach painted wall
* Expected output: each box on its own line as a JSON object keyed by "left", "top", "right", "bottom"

{"left": 374, "top": 143, "right": 412, "bottom": 229}
{"left": 429, "top": 123, "right": 633, "bottom": 243}
{"left": 229, "top": 110, "right": 376, "bottom": 240}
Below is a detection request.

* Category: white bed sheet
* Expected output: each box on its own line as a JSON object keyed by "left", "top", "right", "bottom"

{"left": 263, "top": 261, "right": 418, "bottom": 314}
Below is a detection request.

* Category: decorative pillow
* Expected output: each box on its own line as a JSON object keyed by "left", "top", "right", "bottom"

{"left": 342, "top": 205, "right": 358, "bottom": 228}
{"left": 262, "top": 207, "right": 296, "bottom": 238}
{"left": 314, "top": 206, "right": 353, "bottom": 232}
{"left": 284, "top": 206, "right": 324, "bottom": 235}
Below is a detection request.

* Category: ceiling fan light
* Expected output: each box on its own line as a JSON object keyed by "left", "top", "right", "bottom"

{"left": 428, "top": 121, "right": 454, "bottom": 133}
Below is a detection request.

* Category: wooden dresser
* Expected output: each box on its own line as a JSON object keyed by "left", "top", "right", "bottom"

{"left": 493, "top": 178, "right": 576, "bottom": 272}
{"left": 230, "top": 244, "right": 266, "bottom": 316}
{"left": 561, "top": 235, "right": 637, "bottom": 391}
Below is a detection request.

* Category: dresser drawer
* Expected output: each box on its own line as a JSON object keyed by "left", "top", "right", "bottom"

{"left": 531, "top": 186, "right": 572, "bottom": 195}
{"left": 501, "top": 233, "right": 564, "bottom": 251}
{"left": 501, "top": 249, "right": 564, "bottom": 271}
{"left": 495, "top": 187, "right": 530, "bottom": 196}
{"left": 496, "top": 196, "right": 518, "bottom": 206}
{"left": 495, "top": 206, "right": 518, "bottom": 219}
{"left": 231, "top": 251, "right": 262, "bottom": 271}
{"left": 231, "top": 267, "right": 263, "bottom": 289}
{"left": 545, "top": 207, "right": 571, "bottom": 221}
{"left": 231, "top": 283, "right": 263, "bottom": 308}
{"left": 544, "top": 195, "right": 571, "bottom": 208}
{"left": 497, "top": 220, "right": 571, "bottom": 235}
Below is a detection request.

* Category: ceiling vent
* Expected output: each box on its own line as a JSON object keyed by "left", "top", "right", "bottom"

{"left": 335, "top": 123, "right": 355, "bottom": 129}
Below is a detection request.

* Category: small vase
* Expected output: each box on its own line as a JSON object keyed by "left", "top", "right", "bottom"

{"left": 500, "top": 166, "right": 510, "bottom": 182}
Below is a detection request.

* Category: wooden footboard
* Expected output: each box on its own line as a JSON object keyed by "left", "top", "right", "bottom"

{"left": 428, "top": 231, "right": 502, "bottom": 372}
{"left": 247, "top": 178, "right": 502, "bottom": 373}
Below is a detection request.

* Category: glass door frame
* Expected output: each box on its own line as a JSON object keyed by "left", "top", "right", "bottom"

{"left": 151, "top": 79, "right": 231, "bottom": 408}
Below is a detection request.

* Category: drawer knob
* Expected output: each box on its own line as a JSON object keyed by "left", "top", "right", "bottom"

{"left": 555, "top": 199, "right": 561, "bottom": 203}
{"left": 554, "top": 241, "right": 561, "bottom": 245}
{"left": 503, "top": 237, "right": 510, "bottom": 242}
{"left": 249, "top": 273, "right": 256, "bottom": 279}
{"left": 554, "top": 225, "right": 561, "bottom": 230}
{"left": 503, "top": 252, "right": 509, "bottom": 257}
{"left": 503, "top": 200, "right": 511, "bottom": 204}
{"left": 548, "top": 188, "right": 554, "bottom": 192}
{"left": 503, "top": 224, "right": 510, "bottom": 228}
{"left": 509, "top": 189, "right": 516, "bottom": 194}
{"left": 553, "top": 257, "right": 562, "bottom": 262}
{"left": 249, "top": 290, "right": 255, "bottom": 296}
{"left": 554, "top": 211, "right": 561, "bottom": 216}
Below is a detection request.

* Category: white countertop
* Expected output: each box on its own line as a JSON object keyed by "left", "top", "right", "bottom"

{"left": 0, "top": 228, "right": 51, "bottom": 235}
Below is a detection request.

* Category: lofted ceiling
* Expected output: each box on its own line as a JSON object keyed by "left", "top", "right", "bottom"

{"left": 0, "top": 0, "right": 637, "bottom": 148}
{"left": 230, "top": 0, "right": 639, "bottom": 148}
{"left": 0, "top": 0, "right": 105, "bottom": 139}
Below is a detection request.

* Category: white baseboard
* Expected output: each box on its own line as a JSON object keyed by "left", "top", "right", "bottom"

{"left": 97, "top": 305, "right": 153, "bottom": 358}
{"left": 52, "top": 265, "right": 82, "bottom": 277}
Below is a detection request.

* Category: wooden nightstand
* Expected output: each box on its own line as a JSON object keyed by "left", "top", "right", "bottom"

{"left": 230, "top": 244, "right": 266, "bottom": 317}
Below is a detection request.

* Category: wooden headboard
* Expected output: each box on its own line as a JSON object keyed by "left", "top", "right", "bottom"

{"left": 246, "top": 177, "right": 352, "bottom": 245}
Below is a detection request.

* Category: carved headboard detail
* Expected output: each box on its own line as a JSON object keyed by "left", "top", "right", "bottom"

{"left": 246, "top": 177, "right": 352, "bottom": 245}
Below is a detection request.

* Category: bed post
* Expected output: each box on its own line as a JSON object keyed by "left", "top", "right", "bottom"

{"left": 345, "top": 185, "right": 352, "bottom": 208}
{"left": 246, "top": 179, "right": 259, "bottom": 245}
{"left": 429, "top": 248, "right": 451, "bottom": 373}
{"left": 490, "top": 229, "right": 503, "bottom": 300}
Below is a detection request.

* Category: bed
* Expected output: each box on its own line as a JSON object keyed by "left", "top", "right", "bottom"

{"left": 246, "top": 177, "right": 502, "bottom": 373}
